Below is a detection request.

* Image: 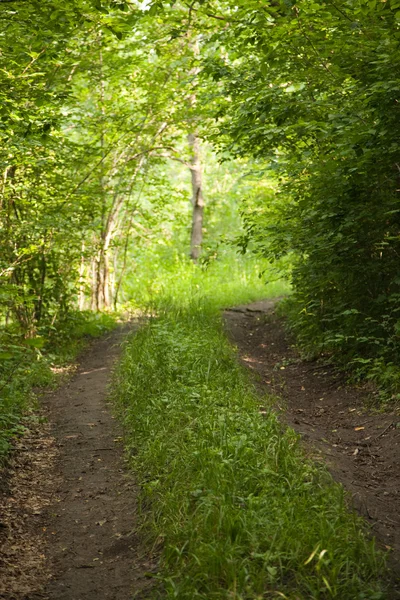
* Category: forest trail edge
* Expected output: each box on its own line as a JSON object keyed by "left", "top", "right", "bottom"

{"left": 224, "top": 300, "right": 400, "bottom": 595}
{"left": 0, "top": 323, "right": 158, "bottom": 600}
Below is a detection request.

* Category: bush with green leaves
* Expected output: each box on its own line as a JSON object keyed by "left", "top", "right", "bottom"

{"left": 199, "top": 0, "right": 400, "bottom": 400}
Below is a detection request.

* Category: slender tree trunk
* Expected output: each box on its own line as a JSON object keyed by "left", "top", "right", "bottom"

{"left": 110, "top": 249, "right": 117, "bottom": 307}
{"left": 94, "top": 38, "right": 108, "bottom": 312}
{"left": 102, "top": 249, "right": 110, "bottom": 308}
{"left": 78, "top": 240, "right": 86, "bottom": 311}
{"left": 114, "top": 231, "right": 131, "bottom": 310}
{"left": 96, "top": 253, "right": 102, "bottom": 311}
{"left": 91, "top": 256, "right": 98, "bottom": 311}
{"left": 34, "top": 247, "right": 47, "bottom": 323}
{"left": 188, "top": 133, "right": 204, "bottom": 262}
{"left": 92, "top": 245, "right": 111, "bottom": 310}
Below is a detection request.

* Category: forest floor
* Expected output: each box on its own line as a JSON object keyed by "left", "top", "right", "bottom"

{"left": 0, "top": 323, "right": 158, "bottom": 600}
{"left": 1, "top": 302, "right": 399, "bottom": 598}
{"left": 224, "top": 299, "right": 400, "bottom": 591}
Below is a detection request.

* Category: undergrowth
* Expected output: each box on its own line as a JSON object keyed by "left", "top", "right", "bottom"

{"left": 0, "top": 311, "right": 117, "bottom": 461}
{"left": 122, "top": 246, "right": 290, "bottom": 310}
{"left": 279, "top": 296, "right": 400, "bottom": 410}
{"left": 113, "top": 298, "right": 387, "bottom": 599}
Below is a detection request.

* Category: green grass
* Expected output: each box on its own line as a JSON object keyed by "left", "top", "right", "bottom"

{"left": 0, "top": 311, "right": 118, "bottom": 461}
{"left": 112, "top": 294, "right": 387, "bottom": 599}
{"left": 121, "top": 247, "right": 290, "bottom": 311}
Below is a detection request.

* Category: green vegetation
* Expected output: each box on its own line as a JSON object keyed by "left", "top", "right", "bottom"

{"left": 113, "top": 289, "right": 386, "bottom": 599}
{"left": 198, "top": 0, "right": 400, "bottom": 401}
{"left": 1, "top": 1, "right": 397, "bottom": 594}
{"left": 123, "top": 248, "right": 288, "bottom": 311}
{"left": 3, "top": 0, "right": 400, "bottom": 399}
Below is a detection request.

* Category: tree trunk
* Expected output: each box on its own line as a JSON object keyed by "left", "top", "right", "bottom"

{"left": 78, "top": 241, "right": 86, "bottom": 311}
{"left": 34, "top": 248, "right": 47, "bottom": 323}
{"left": 91, "top": 256, "right": 98, "bottom": 311}
{"left": 110, "top": 249, "right": 117, "bottom": 307}
{"left": 102, "top": 249, "right": 111, "bottom": 308}
{"left": 188, "top": 133, "right": 204, "bottom": 262}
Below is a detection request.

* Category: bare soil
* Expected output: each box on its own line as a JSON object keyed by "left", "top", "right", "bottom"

{"left": 224, "top": 300, "right": 400, "bottom": 594}
{"left": 0, "top": 324, "right": 158, "bottom": 600}
{"left": 0, "top": 418, "right": 57, "bottom": 598}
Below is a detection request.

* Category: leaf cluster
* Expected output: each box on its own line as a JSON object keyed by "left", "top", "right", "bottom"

{"left": 198, "top": 0, "right": 400, "bottom": 400}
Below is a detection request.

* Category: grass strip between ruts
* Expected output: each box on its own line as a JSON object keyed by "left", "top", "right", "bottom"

{"left": 112, "top": 300, "right": 387, "bottom": 599}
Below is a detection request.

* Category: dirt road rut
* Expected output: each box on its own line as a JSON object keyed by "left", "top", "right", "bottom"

{"left": 43, "top": 325, "right": 156, "bottom": 600}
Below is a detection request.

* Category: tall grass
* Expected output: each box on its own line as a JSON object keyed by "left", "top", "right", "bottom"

{"left": 121, "top": 247, "right": 290, "bottom": 310}
{"left": 113, "top": 294, "right": 387, "bottom": 599}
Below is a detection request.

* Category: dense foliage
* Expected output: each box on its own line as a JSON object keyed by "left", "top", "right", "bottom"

{"left": 1, "top": 1, "right": 179, "bottom": 329}
{"left": 1, "top": 2, "right": 397, "bottom": 595}
{"left": 0, "top": 0, "right": 276, "bottom": 454}
{"left": 195, "top": 0, "right": 400, "bottom": 398}
{"left": 2, "top": 0, "right": 400, "bottom": 452}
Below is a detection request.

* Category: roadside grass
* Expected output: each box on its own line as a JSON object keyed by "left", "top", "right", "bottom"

{"left": 113, "top": 298, "right": 387, "bottom": 599}
{"left": 0, "top": 311, "right": 117, "bottom": 462}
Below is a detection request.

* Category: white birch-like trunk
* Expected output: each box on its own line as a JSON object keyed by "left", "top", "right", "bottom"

{"left": 188, "top": 133, "right": 204, "bottom": 262}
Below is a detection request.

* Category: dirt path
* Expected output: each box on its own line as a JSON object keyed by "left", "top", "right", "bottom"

{"left": 1, "top": 325, "right": 157, "bottom": 600}
{"left": 224, "top": 300, "right": 400, "bottom": 592}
